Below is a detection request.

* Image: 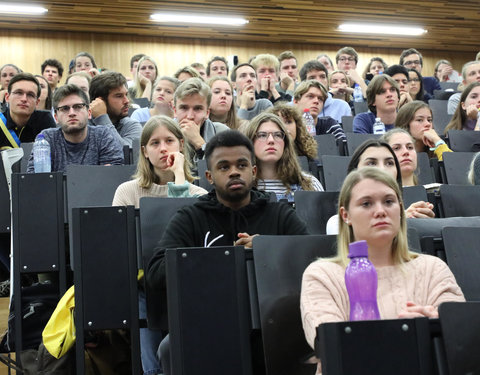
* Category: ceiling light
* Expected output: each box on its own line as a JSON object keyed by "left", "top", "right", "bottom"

{"left": 338, "top": 23, "right": 427, "bottom": 36}
{"left": 0, "top": 3, "right": 48, "bottom": 14}
{"left": 150, "top": 13, "right": 248, "bottom": 26}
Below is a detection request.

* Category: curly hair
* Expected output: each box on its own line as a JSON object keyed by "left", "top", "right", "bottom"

{"left": 243, "top": 112, "right": 313, "bottom": 192}
{"left": 266, "top": 103, "right": 318, "bottom": 160}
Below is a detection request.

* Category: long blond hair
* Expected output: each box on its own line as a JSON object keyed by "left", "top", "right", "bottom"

{"left": 243, "top": 112, "right": 313, "bottom": 192}
{"left": 332, "top": 167, "right": 416, "bottom": 267}
{"left": 207, "top": 76, "right": 241, "bottom": 129}
{"left": 134, "top": 115, "right": 194, "bottom": 189}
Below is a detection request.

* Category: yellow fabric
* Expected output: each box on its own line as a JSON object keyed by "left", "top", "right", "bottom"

{"left": 434, "top": 143, "right": 452, "bottom": 161}
{"left": 42, "top": 286, "right": 76, "bottom": 359}
{"left": 0, "top": 116, "right": 19, "bottom": 148}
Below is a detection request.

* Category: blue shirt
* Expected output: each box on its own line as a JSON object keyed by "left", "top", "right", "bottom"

{"left": 353, "top": 112, "right": 395, "bottom": 134}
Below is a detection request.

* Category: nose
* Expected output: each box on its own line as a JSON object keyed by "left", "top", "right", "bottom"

{"left": 373, "top": 201, "right": 387, "bottom": 217}
{"left": 266, "top": 133, "right": 275, "bottom": 143}
{"left": 186, "top": 109, "right": 195, "bottom": 119}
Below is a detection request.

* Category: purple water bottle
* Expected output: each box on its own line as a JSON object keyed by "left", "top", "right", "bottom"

{"left": 345, "top": 240, "right": 380, "bottom": 321}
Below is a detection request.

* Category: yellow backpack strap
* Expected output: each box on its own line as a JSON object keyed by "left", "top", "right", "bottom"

{"left": 0, "top": 113, "right": 19, "bottom": 148}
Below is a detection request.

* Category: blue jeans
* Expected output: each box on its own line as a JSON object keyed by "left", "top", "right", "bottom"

{"left": 139, "top": 289, "right": 163, "bottom": 375}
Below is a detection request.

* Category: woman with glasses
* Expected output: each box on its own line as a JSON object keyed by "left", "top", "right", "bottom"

{"left": 244, "top": 112, "right": 323, "bottom": 202}
{"left": 407, "top": 69, "right": 431, "bottom": 103}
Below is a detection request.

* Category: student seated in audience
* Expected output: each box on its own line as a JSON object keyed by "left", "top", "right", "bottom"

{"left": 276, "top": 50, "right": 299, "bottom": 97}
{"left": 73, "top": 51, "right": 100, "bottom": 77}
{"left": 34, "top": 75, "right": 53, "bottom": 111}
{"left": 335, "top": 46, "right": 367, "bottom": 97}
{"left": 251, "top": 53, "right": 291, "bottom": 104}
{"left": 1, "top": 73, "right": 56, "bottom": 150}
{"left": 267, "top": 102, "right": 318, "bottom": 161}
{"left": 362, "top": 56, "right": 388, "bottom": 82}
{"left": 399, "top": 48, "right": 441, "bottom": 96}
{"left": 299, "top": 60, "right": 352, "bottom": 123}
{"left": 385, "top": 65, "right": 413, "bottom": 109}
{"left": 41, "top": 58, "right": 63, "bottom": 92}
{"left": 113, "top": 115, "right": 207, "bottom": 206}
{"left": 174, "top": 77, "right": 229, "bottom": 162}
{"left": 131, "top": 76, "right": 179, "bottom": 123}
{"left": 316, "top": 53, "right": 335, "bottom": 74}
{"left": 395, "top": 101, "right": 452, "bottom": 160}
{"left": 0, "top": 63, "right": 21, "bottom": 111}
{"left": 174, "top": 65, "right": 201, "bottom": 82}
{"left": 408, "top": 68, "right": 431, "bottom": 103}
{"left": 293, "top": 80, "right": 346, "bottom": 141}
{"left": 434, "top": 59, "right": 461, "bottom": 83}
{"left": 206, "top": 56, "right": 229, "bottom": 78}
{"left": 190, "top": 62, "right": 207, "bottom": 80}
{"left": 128, "top": 56, "right": 158, "bottom": 101}
{"left": 468, "top": 152, "right": 480, "bottom": 185}
{"left": 353, "top": 74, "right": 400, "bottom": 134}
{"left": 381, "top": 128, "right": 419, "bottom": 187}
{"left": 89, "top": 71, "right": 142, "bottom": 147}
{"left": 444, "top": 82, "right": 480, "bottom": 133}
{"left": 302, "top": 167, "right": 464, "bottom": 374}
{"left": 207, "top": 76, "right": 241, "bottom": 129}
{"left": 27, "top": 84, "right": 123, "bottom": 172}
{"left": 147, "top": 129, "right": 308, "bottom": 375}
{"left": 127, "top": 53, "right": 145, "bottom": 88}
{"left": 329, "top": 70, "right": 353, "bottom": 106}
{"left": 244, "top": 112, "right": 323, "bottom": 201}
{"left": 448, "top": 60, "right": 480, "bottom": 114}
{"left": 66, "top": 71, "right": 91, "bottom": 101}
{"left": 231, "top": 63, "right": 273, "bottom": 121}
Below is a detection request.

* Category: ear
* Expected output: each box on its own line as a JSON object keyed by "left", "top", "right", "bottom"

{"left": 87, "top": 107, "right": 92, "bottom": 120}
{"left": 252, "top": 165, "right": 257, "bottom": 179}
{"left": 461, "top": 101, "right": 466, "bottom": 111}
{"left": 205, "top": 108, "right": 210, "bottom": 119}
{"left": 205, "top": 169, "right": 214, "bottom": 185}
{"left": 339, "top": 206, "right": 350, "bottom": 225}
{"left": 142, "top": 145, "right": 148, "bottom": 159}
{"left": 54, "top": 111, "right": 58, "bottom": 123}
{"left": 293, "top": 98, "right": 298, "bottom": 104}
{"left": 4, "top": 92, "right": 9, "bottom": 104}
{"left": 179, "top": 138, "right": 184, "bottom": 149}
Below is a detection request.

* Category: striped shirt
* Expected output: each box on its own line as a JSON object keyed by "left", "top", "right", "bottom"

{"left": 257, "top": 172, "right": 323, "bottom": 202}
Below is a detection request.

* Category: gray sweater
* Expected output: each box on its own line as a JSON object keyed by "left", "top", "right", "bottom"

{"left": 27, "top": 125, "right": 124, "bottom": 173}
{"left": 236, "top": 99, "right": 273, "bottom": 120}
{"left": 89, "top": 114, "right": 142, "bottom": 147}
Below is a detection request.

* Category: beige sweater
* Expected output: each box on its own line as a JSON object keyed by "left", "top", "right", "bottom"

{"left": 301, "top": 254, "right": 465, "bottom": 350}
{"left": 112, "top": 179, "right": 208, "bottom": 208}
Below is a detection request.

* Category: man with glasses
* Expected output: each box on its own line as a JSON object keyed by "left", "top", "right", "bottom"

{"left": 385, "top": 65, "right": 413, "bottom": 109}
{"left": 26, "top": 84, "right": 123, "bottom": 172}
{"left": 335, "top": 46, "right": 367, "bottom": 98}
{"left": 1, "top": 73, "right": 56, "bottom": 150}
{"left": 399, "top": 48, "right": 441, "bottom": 96}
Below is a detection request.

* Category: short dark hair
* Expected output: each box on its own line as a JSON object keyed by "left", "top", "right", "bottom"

{"left": 74, "top": 51, "right": 97, "bottom": 69}
{"left": 384, "top": 64, "right": 409, "bottom": 80}
{"left": 206, "top": 56, "right": 229, "bottom": 76}
{"left": 52, "top": 84, "right": 89, "bottom": 109}
{"left": 399, "top": 48, "right": 423, "bottom": 67}
{"left": 8, "top": 72, "right": 41, "bottom": 97}
{"left": 41, "top": 59, "right": 64, "bottom": 77}
{"left": 89, "top": 71, "right": 127, "bottom": 102}
{"left": 299, "top": 60, "right": 328, "bottom": 81}
{"left": 205, "top": 130, "right": 255, "bottom": 169}
{"left": 130, "top": 53, "right": 145, "bottom": 69}
{"left": 347, "top": 139, "right": 402, "bottom": 188}
{"left": 230, "top": 63, "right": 256, "bottom": 82}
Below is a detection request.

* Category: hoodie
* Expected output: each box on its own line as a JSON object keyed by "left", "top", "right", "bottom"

{"left": 146, "top": 188, "right": 308, "bottom": 328}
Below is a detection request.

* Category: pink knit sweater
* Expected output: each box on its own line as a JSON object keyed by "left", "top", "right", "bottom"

{"left": 301, "top": 254, "right": 465, "bottom": 350}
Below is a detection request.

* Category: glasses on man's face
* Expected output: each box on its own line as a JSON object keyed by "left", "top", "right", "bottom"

{"left": 404, "top": 60, "right": 421, "bottom": 67}
{"left": 11, "top": 90, "right": 37, "bottom": 100}
{"left": 255, "top": 131, "right": 285, "bottom": 142}
{"left": 55, "top": 103, "right": 88, "bottom": 114}
{"left": 338, "top": 57, "right": 355, "bottom": 62}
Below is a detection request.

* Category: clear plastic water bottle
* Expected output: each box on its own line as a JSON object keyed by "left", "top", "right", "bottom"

{"left": 303, "top": 109, "right": 316, "bottom": 136}
{"left": 353, "top": 83, "right": 363, "bottom": 102}
{"left": 372, "top": 117, "right": 386, "bottom": 135}
{"left": 345, "top": 240, "right": 380, "bottom": 321}
{"left": 33, "top": 134, "right": 51, "bottom": 173}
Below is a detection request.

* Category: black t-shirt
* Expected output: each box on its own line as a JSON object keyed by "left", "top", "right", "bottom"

{"left": 0, "top": 109, "right": 56, "bottom": 149}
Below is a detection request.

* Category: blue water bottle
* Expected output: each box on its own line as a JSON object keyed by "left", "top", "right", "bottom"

{"left": 33, "top": 134, "right": 51, "bottom": 173}
{"left": 345, "top": 240, "right": 380, "bottom": 321}
{"left": 353, "top": 83, "right": 363, "bottom": 102}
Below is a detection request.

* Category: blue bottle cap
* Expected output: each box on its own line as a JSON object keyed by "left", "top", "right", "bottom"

{"left": 348, "top": 240, "right": 368, "bottom": 258}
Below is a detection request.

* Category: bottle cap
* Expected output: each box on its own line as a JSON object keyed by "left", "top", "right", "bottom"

{"left": 348, "top": 240, "right": 368, "bottom": 258}
{"left": 375, "top": 117, "right": 381, "bottom": 122}
{"left": 303, "top": 109, "right": 310, "bottom": 113}
{"left": 37, "top": 134, "right": 45, "bottom": 140}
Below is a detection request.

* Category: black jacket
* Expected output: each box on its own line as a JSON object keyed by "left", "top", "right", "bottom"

{"left": 146, "top": 189, "right": 308, "bottom": 329}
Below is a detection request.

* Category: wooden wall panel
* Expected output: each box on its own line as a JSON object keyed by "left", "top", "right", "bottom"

{"left": 0, "top": 30, "right": 474, "bottom": 85}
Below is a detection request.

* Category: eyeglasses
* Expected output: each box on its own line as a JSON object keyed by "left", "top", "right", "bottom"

{"left": 55, "top": 103, "right": 88, "bottom": 114}
{"left": 11, "top": 90, "right": 37, "bottom": 100}
{"left": 255, "top": 131, "right": 285, "bottom": 141}
{"left": 338, "top": 57, "right": 356, "bottom": 62}
{"left": 404, "top": 60, "right": 421, "bottom": 66}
